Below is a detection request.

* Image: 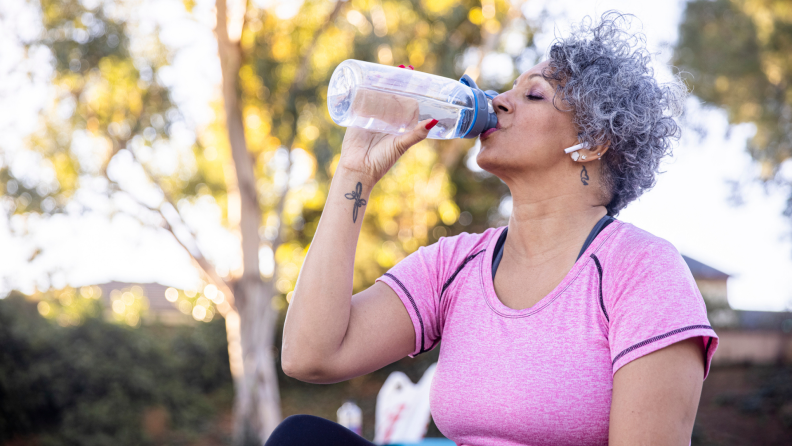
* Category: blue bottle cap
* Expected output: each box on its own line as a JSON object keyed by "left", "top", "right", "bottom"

{"left": 459, "top": 75, "right": 499, "bottom": 139}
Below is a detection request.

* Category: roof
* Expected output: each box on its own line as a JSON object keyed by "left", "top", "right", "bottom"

{"left": 97, "top": 281, "right": 181, "bottom": 313}
{"left": 682, "top": 255, "right": 730, "bottom": 280}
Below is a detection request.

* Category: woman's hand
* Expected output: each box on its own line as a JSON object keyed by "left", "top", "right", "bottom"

{"left": 336, "top": 63, "right": 437, "bottom": 187}
{"left": 337, "top": 117, "right": 438, "bottom": 187}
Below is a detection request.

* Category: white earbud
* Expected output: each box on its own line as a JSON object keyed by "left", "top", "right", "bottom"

{"left": 564, "top": 142, "right": 588, "bottom": 161}
{"left": 563, "top": 142, "right": 587, "bottom": 154}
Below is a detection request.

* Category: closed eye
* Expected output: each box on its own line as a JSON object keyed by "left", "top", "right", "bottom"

{"left": 527, "top": 94, "right": 543, "bottom": 101}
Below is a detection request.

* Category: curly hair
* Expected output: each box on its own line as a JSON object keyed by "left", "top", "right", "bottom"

{"left": 543, "top": 11, "right": 686, "bottom": 215}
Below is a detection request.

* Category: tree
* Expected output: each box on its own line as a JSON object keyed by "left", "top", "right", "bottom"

{"left": 215, "top": 1, "right": 518, "bottom": 438}
{"left": 2, "top": 0, "right": 534, "bottom": 443}
{"left": 674, "top": 0, "right": 792, "bottom": 199}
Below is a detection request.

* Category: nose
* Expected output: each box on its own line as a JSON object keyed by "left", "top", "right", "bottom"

{"left": 492, "top": 93, "right": 512, "bottom": 114}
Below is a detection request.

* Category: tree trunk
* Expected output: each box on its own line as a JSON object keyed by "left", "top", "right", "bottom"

{"left": 233, "top": 278, "right": 282, "bottom": 443}
{"left": 215, "top": 0, "right": 282, "bottom": 444}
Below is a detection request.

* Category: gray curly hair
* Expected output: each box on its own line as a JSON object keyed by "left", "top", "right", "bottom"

{"left": 543, "top": 11, "right": 686, "bottom": 215}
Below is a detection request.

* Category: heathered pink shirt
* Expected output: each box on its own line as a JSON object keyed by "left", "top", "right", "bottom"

{"left": 376, "top": 221, "right": 718, "bottom": 446}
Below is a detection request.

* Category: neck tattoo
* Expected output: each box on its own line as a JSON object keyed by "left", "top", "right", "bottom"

{"left": 580, "top": 165, "right": 590, "bottom": 186}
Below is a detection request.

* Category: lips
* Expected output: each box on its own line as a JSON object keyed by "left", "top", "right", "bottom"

{"left": 480, "top": 127, "right": 498, "bottom": 140}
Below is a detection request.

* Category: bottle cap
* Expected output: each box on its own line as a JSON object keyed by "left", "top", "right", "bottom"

{"left": 459, "top": 74, "right": 499, "bottom": 139}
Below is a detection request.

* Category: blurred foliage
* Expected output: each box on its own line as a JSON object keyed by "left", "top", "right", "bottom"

{"left": 7, "top": 0, "right": 532, "bottom": 298}
{"left": 105, "top": 285, "right": 150, "bottom": 326}
{"left": 231, "top": 0, "right": 520, "bottom": 294}
{"left": 10, "top": 0, "right": 179, "bottom": 217}
{"left": 3, "top": 0, "right": 533, "bottom": 296}
{"left": 164, "top": 284, "right": 224, "bottom": 323}
{"left": 674, "top": 0, "right": 792, "bottom": 184}
{"left": 31, "top": 285, "right": 103, "bottom": 327}
{"left": 0, "top": 293, "right": 232, "bottom": 446}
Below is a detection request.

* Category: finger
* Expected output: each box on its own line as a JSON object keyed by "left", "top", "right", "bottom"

{"left": 393, "top": 119, "right": 438, "bottom": 154}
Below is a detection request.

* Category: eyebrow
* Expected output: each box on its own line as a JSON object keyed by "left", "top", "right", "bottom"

{"left": 513, "top": 73, "right": 544, "bottom": 88}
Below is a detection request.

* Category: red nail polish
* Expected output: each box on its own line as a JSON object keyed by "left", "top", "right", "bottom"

{"left": 408, "top": 65, "right": 414, "bottom": 70}
{"left": 425, "top": 119, "right": 439, "bottom": 130}
{"left": 398, "top": 65, "right": 405, "bottom": 68}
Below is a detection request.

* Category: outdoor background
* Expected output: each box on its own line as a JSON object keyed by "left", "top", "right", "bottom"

{"left": 0, "top": 0, "right": 791, "bottom": 445}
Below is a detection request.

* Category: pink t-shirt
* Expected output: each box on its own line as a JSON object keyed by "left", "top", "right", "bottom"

{"left": 376, "top": 221, "right": 718, "bottom": 446}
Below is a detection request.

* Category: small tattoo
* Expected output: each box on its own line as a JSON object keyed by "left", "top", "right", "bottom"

{"left": 344, "top": 182, "right": 367, "bottom": 223}
{"left": 580, "top": 165, "right": 589, "bottom": 185}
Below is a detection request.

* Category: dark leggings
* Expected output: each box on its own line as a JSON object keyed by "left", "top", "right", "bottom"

{"left": 264, "top": 415, "right": 375, "bottom": 446}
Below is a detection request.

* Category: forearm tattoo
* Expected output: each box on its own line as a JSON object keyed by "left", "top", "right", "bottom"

{"left": 580, "top": 165, "right": 590, "bottom": 186}
{"left": 344, "top": 182, "right": 367, "bottom": 223}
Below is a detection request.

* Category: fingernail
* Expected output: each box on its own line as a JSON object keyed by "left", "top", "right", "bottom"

{"left": 408, "top": 65, "right": 414, "bottom": 70}
{"left": 398, "top": 65, "right": 406, "bottom": 68}
{"left": 425, "top": 119, "right": 439, "bottom": 130}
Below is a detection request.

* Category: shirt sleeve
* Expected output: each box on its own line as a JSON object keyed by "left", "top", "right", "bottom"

{"left": 602, "top": 239, "right": 719, "bottom": 378}
{"left": 375, "top": 237, "right": 449, "bottom": 357}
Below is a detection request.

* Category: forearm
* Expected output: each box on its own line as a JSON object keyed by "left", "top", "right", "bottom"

{"left": 281, "top": 166, "right": 373, "bottom": 376}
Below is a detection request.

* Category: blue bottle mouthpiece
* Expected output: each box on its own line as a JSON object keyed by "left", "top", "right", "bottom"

{"left": 459, "top": 74, "right": 499, "bottom": 139}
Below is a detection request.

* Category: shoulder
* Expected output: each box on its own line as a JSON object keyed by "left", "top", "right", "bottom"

{"left": 594, "top": 222, "right": 702, "bottom": 306}
{"left": 428, "top": 226, "right": 503, "bottom": 264}
{"left": 594, "top": 222, "right": 696, "bottom": 291}
{"left": 388, "top": 226, "right": 503, "bottom": 279}
{"left": 596, "top": 222, "right": 683, "bottom": 268}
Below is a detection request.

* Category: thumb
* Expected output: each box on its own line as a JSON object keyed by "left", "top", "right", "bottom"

{"left": 393, "top": 119, "right": 439, "bottom": 154}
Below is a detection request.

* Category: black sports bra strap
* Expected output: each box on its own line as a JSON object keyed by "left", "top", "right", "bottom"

{"left": 491, "top": 215, "right": 614, "bottom": 280}
{"left": 576, "top": 215, "right": 614, "bottom": 260}
{"left": 491, "top": 225, "right": 508, "bottom": 278}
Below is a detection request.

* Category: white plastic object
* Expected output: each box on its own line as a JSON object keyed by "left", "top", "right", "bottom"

{"left": 374, "top": 363, "right": 437, "bottom": 444}
{"left": 337, "top": 401, "right": 363, "bottom": 435}
{"left": 564, "top": 142, "right": 588, "bottom": 154}
{"left": 327, "top": 60, "right": 497, "bottom": 140}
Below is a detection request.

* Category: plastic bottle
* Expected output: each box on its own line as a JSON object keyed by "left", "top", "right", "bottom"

{"left": 327, "top": 59, "right": 498, "bottom": 140}
{"left": 337, "top": 400, "right": 363, "bottom": 435}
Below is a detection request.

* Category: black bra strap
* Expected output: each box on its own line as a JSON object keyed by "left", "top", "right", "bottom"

{"left": 491, "top": 226, "right": 508, "bottom": 278}
{"left": 491, "top": 215, "right": 614, "bottom": 280}
{"left": 576, "top": 215, "right": 614, "bottom": 260}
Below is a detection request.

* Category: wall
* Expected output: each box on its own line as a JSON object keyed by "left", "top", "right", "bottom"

{"left": 711, "top": 330, "right": 792, "bottom": 365}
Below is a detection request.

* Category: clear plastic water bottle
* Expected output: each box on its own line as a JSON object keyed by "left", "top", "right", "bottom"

{"left": 327, "top": 59, "right": 498, "bottom": 140}
{"left": 337, "top": 400, "right": 362, "bottom": 435}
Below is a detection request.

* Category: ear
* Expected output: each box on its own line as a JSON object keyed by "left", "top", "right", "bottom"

{"left": 574, "top": 142, "right": 609, "bottom": 163}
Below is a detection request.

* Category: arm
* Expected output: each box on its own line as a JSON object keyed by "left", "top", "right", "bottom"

{"left": 281, "top": 119, "right": 436, "bottom": 384}
{"left": 609, "top": 337, "right": 705, "bottom": 445}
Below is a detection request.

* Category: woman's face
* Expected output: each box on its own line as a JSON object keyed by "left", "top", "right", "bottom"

{"left": 476, "top": 60, "right": 579, "bottom": 179}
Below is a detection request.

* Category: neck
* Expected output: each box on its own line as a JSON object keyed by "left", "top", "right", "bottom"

{"left": 503, "top": 167, "right": 608, "bottom": 266}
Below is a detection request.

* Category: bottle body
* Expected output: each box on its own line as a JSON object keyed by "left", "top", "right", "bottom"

{"left": 327, "top": 60, "right": 484, "bottom": 140}
{"left": 337, "top": 401, "right": 362, "bottom": 435}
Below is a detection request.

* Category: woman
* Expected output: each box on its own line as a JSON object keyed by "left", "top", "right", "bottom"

{"left": 273, "top": 12, "right": 718, "bottom": 446}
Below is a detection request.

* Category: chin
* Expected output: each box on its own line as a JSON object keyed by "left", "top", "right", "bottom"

{"left": 477, "top": 145, "right": 536, "bottom": 178}
{"left": 475, "top": 147, "right": 503, "bottom": 174}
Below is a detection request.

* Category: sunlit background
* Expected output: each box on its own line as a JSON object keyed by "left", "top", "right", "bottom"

{"left": 1, "top": 0, "right": 790, "bottom": 444}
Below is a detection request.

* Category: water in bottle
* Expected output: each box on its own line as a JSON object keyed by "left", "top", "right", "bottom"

{"left": 327, "top": 60, "right": 498, "bottom": 140}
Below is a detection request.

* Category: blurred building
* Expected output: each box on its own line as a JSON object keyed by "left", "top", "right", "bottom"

{"left": 682, "top": 255, "right": 736, "bottom": 327}
{"left": 97, "top": 281, "right": 192, "bottom": 325}
{"left": 682, "top": 255, "right": 792, "bottom": 365}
